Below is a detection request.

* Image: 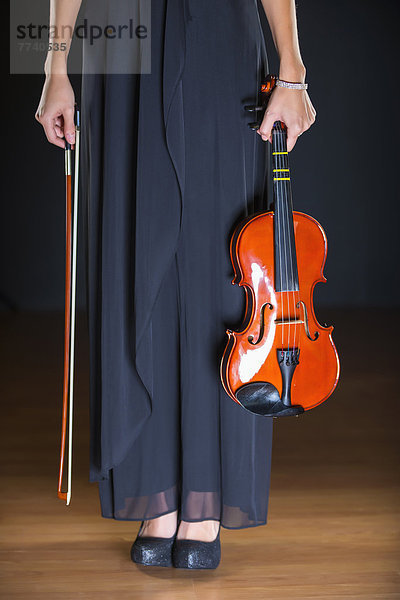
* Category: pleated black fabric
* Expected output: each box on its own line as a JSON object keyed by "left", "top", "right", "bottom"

{"left": 80, "top": 0, "right": 274, "bottom": 529}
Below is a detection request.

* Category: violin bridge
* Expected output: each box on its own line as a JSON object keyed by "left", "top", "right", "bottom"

{"left": 275, "top": 319, "right": 304, "bottom": 325}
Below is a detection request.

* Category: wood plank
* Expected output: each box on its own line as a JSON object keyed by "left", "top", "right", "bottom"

{"left": 0, "top": 309, "right": 399, "bottom": 599}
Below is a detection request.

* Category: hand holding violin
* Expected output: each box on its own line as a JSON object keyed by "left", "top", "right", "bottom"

{"left": 258, "top": 82, "right": 316, "bottom": 151}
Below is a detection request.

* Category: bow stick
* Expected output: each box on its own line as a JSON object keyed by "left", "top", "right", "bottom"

{"left": 58, "top": 105, "right": 80, "bottom": 505}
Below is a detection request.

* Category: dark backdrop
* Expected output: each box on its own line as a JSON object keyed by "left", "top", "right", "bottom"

{"left": 1, "top": 0, "right": 399, "bottom": 310}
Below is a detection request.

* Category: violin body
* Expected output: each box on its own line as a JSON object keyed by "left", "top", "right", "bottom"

{"left": 220, "top": 112, "right": 340, "bottom": 417}
{"left": 220, "top": 210, "right": 340, "bottom": 415}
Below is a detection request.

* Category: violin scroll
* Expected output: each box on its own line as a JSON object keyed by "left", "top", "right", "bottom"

{"left": 244, "top": 74, "right": 278, "bottom": 130}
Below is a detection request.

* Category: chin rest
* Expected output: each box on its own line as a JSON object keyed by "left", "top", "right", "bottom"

{"left": 235, "top": 382, "right": 304, "bottom": 417}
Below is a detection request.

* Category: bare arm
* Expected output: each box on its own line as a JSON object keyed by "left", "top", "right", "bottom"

{"left": 35, "top": 0, "right": 82, "bottom": 148}
{"left": 259, "top": 0, "right": 316, "bottom": 151}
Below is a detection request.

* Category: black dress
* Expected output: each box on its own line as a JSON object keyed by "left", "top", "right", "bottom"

{"left": 80, "top": 0, "right": 274, "bottom": 529}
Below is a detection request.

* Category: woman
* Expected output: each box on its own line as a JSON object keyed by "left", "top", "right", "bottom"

{"left": 35, "top": 0, "right": 315, "bottom": 570}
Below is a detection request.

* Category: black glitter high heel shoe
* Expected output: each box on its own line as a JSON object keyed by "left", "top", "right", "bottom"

{"left": 130, "top": 519, "right": 178, "bottom": 567}
{"left": 172, "top": 522, "right": 221, "bottom": 570}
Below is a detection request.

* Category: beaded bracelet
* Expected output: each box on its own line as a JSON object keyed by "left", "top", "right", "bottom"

{"left": 276, "top": 78, "right": 308, "bottom": 90}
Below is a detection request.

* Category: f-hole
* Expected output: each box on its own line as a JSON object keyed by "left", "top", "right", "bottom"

{"left": 297, "top": 300, "right": 319, "bottom": 341}
{"left": 248, "top": 302, "right": 273, "bottom": 345}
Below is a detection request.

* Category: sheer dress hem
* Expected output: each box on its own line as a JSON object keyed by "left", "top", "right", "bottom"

{"left": 99, "top": 513, "right": 268, "bottom": 531}
{"left": 99, "top": 508, "right": 268, "bottom": 531}
{"left": 97, "top": 481, "right": 270, "bottom": 530}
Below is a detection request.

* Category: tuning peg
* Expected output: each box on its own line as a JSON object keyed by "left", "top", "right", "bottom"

{"left": 244, "top": 74, "right": 278, "bottom": 130}
{"left": 248, "top": 121, "right": 261, "bottom": 130}
{"left": 244, "top": 104, "right": 266, "bottom": 113}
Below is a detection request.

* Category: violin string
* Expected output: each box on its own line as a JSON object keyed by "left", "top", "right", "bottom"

{"left": 274, "top": 124, "right": 284, "bottom": 352}
{"left": 277, "top": 127, "right": 286, "bottom": 351}
{"left": 282, "top": 123, "right": 299, "bottom": 355}
{"left": 282, "top": 124, "right": 296, "bottom": 354}
{"left": 284, "top": 127, "right": 294, "bottom": 353}
{"left": 289, "top": 133, "right": 301, "bottom": 356}
{"left": 277, "top": 124, "right": 290, "bottom": 352}
{"left": 288, "top": 138, "right": 301, "bottom": 356}
{"left": 283, "top": 125, "right": 291, "bottom": 352}
{"left": 273, "top": 129, "right": 283, "bottom": 348}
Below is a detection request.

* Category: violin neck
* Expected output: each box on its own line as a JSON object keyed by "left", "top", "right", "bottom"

{"left": 272, "top": 121, "right": 299, "bottom": 292}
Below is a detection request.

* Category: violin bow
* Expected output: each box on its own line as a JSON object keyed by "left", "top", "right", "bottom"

{"left": 58, "top": 105, "right": 80, "bottom": 505}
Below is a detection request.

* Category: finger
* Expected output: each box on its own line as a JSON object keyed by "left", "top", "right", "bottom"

{"left": 46, "top": 113, "right": 69, "bottom": 140}
{"left": 63, "top": 107, "right": 76, "bottom": 144}
{"left": 286, "top": 123, "right": 302, "bottom": 152}
{"left": 287, "top": 136, "right": 297, "bottom": 152}
{"left": 259, "top": 111, "right": 279, "bottom": 144}
{"left": 54, "top": 124, "right": 64, "bottom": 138}
{"left": 42, "top": 117, "right": 66, "bottom": 149}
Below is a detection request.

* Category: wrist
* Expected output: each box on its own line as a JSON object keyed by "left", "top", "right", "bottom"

{"left": 44, "top": 52, "right": 68, "bottom": 76}
{"left": 278, "top": 58, "right": 306, "bottom": 83}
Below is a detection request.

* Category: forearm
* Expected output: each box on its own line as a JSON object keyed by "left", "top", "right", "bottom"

{"left": 44, "top": 0, "right": 82, "bottom": 75}
{"left": 260, "top": 0, "right": 306, "bottom": 81}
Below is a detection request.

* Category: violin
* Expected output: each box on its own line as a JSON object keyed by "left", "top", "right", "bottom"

{"left": 220, "top": 76, "right": 340, "bottom": 417}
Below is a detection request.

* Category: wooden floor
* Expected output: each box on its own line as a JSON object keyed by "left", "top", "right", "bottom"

{"left": 0, "top": 309, "right": 399, "bottom": 599}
